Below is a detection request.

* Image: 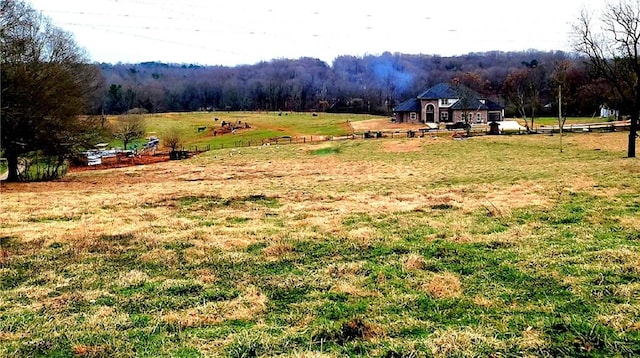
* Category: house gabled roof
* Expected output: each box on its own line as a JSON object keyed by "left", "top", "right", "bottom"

{"left": 417, "top": 82, "right": 504, "bottom": 110}
{"left": 397, "top": 83, "right": 504, "bottom": 112}
{"left": 417, "top": 83, "right": 462, "bottom": 99}
{"left": 393, "top": 98, "right": 421, "bottom": 112}
{"left": 450, "top": 98, "right": 503, "bottom": 111}
{"left": 450, "top": 98, "right": 487, "bottom": 110}
{"left": 483, "top": 99, "right": 503, "bottom": 110}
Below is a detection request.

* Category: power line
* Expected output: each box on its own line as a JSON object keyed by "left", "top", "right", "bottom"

{"left": 34, "top": 9, "right": 183, "bottom": 21}
{"left": 57, "top": 21, "right": 254, "bottom": 36}
{"left": 61, "top": 22, "right": 256, "bottom": 60}
{"left": 38, "top": 1, "right": 352, "bottom": 61}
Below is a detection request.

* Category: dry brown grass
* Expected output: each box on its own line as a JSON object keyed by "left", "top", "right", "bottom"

{"left": 565, "top": 131, "right": 630, "bottom": 152}
{"left": 278, "top": 352, "right": 340, "bottom": 358}
{"left": 424, "top": 272, "right": 463, "bottom": 299}
{"left": 402, "top": 253, "right": 426, "bottom": 271}
{"left": 71, "top": 344, "right": 113, "bottom": 357}
{"left": 1, "top": 131, "right": 638, "bottom": 357}
{"left": 263, "top": 241, "right": 295, "bottom": 260}
{"left": 518, "top": 326, "right": 546, "bottom": 350}
{"left": 118, "top": 269, "right": 149, "bottom": 288}
{"left": 382, "top": 139, "right": 423, "bottom": 153}
{"left": 0, "top": 134, "right": 627, "bottom": 267}
{"left": 330, "top": 279, "right": 381, "bottom": 298}
{"left": 161, "top": 285, "right": 267, "bottom": 329}
{"left": 350, "top": 118, "right": 425, "bottom": 132}
{"left": 427, "top": 327, "right": 502, "bottom": 357}
{"left": 473, "top": 295, "right": 497, "bottom": 308}
{"left": 196, "top": 268, "right": 218, "bottom": 284}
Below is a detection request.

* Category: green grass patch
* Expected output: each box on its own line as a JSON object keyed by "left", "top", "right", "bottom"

{"left": 308, "top": 146, "right": 341, "bottom": 156}
{"left": 105, "top": 111, "right": 380, "bottom": 150}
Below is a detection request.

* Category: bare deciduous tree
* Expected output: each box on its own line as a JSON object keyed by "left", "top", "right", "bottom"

{"left": 573, "top": 0, "right": 640, "bottom": 157}
{"left": 112, "top": 115, "right": 146, "bottom": 151}
{"left": 503, "top": 62, "right": 546, "bottom": 132}
{"left": 450, "top": 79, "right": 478, "bottom": 136}
{"left": 162, "top": 126, "right": 183, "bottom": 153}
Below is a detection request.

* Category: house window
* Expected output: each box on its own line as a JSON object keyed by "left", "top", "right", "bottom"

{"left": 440, "top": 112, "right": 449, "bottom": 121}
{"left": 460, "top": 113, "right": 466, "bottom": 121}
{"left": 477, "top": 113, "right": 482, "bottom": 122}
{"left": 440, "top": 99, "right": 450, "bottom": 105}
{"left": 410, "top": 112, "right": 417, "bottom": 120}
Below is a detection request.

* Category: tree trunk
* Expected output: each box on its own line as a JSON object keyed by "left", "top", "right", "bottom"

{"left": 5, "top": 153, "right": 20, "bottom": 182}
{"left": 630, "top": 79, "right": 639, "bottom": 158}
{"left": 517, "top": 103, "right": 528, "bottom": 130}
{"left": 530, "top": 107, "right": 536, "bottom": 132}
{"left": 629, "top": 113, "right": 638, "bottom": 158}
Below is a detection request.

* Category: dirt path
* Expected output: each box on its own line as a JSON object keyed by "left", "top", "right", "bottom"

{"left": 351, "top": 118, "right": 426, "bottom": 132}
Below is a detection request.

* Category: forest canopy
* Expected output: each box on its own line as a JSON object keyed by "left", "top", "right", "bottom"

{"left": 95, "top": 50, "right": 605, "bottom": 119}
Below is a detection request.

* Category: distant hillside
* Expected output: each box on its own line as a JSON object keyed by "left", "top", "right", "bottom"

{"left": 92, "top": 50, "right": 599, "bottom": 117}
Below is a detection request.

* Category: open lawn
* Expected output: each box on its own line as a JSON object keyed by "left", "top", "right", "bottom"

{"left": 107, "top": 112, "right": 622, "bottom": 152}
{"left": 522, "top": 116, "right": 618, "bottom": 129}
{"left": 1, "top": 131, "right": 639, "bottom": 357}
{"left": 109, "top": 112, "right": 381, "bottom": 150}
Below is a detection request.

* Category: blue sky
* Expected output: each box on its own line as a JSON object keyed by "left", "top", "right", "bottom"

{"left": 28, "top": 0, "right": 602, "bottom": 66}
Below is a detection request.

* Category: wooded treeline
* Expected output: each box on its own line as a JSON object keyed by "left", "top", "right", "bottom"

{"left": 93, "top": 50, "right": 618, "bottom": 118}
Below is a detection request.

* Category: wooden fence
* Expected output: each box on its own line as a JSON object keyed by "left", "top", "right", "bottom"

{"left": 199, "top": 120, "right": 633, "bottom": 152}
{"left": 205, "top": 128, "right": 490, "bottom": 151}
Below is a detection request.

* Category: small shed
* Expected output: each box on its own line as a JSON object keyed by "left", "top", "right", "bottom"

{"left": 488, "top": 121, "right": 500, "bottom": 135}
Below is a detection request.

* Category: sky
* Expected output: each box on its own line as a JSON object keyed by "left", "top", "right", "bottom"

{"left": 28, "top": 0, "right": 602, "bottom": 67}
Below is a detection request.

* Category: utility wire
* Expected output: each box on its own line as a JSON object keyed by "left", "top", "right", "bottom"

{"left": 59, "top": 22, "right": 256, "bottom": 60}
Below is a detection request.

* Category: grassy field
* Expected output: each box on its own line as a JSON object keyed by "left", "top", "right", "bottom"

{"left": 523, "top": 116, "right": 618, "bottom": 128}
{"left": 1, "top": 130, "right": 639, "bottom": 357}
{"left": 109, "top": 112, "right": 380, "bottom": 150}
{"left": 107, "top": 112, "right": 618, "bottom": 152}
